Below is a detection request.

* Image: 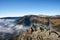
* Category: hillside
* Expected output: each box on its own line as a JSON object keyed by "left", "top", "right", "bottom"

{"left": 0, "top": 15, "right": 60, "bottom": 40}
{"left": 12, "top": 15, "right": 60, "bottom": 40}
{"left": 13, "top": 23, "right": 60, "bottom": 40}
{"left": 15, "top": 15, "right": 60, "bottom": 31}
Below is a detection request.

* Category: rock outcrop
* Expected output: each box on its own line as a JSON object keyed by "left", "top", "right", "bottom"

{"left": 13, "top": 24, "right": 60, "bottom": 40}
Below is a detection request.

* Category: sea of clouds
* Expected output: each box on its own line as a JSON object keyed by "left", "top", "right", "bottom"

{"left": 0, "top": 19, "right": 29, "bottom": 40}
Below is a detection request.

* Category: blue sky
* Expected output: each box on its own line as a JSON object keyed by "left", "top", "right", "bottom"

{"left": 0, "top": 0, "right": 60, "bottom": 17}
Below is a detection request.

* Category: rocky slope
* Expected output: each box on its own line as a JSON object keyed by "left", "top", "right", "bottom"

{"left": 15, "top": 15, "right": 60, "bottom": 32}
{"left": 15, "top": 15, "right": 60, "bottom": 26}
{"left": 13, "top": 23, "right": 60, "bottom": 40}
{"left": 12, "top": 15, "right": 60, "bottom": 40}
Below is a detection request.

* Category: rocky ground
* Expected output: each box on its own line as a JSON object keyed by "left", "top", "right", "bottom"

{"left": 12, "top": 24, "right": 60, "bottom": 40}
